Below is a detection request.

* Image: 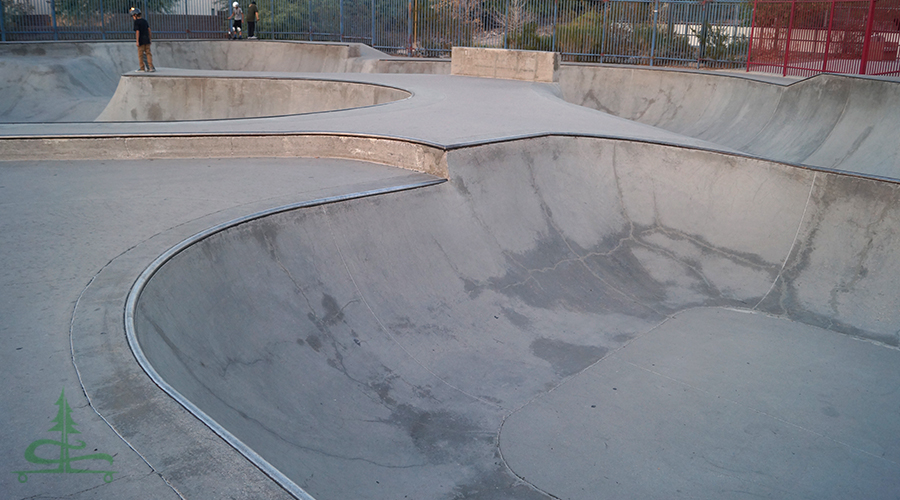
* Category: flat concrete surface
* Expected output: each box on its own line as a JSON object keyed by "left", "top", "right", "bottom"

{"left": 503, "top": 307, "right": 900, "bottom": 499}
{"left": 2, "top": 40, "right": 900, "bottom": 500}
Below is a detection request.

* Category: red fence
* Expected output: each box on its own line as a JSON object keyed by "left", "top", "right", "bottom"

{"left": 748, "top": 0, "right": 900, "bottom": 76}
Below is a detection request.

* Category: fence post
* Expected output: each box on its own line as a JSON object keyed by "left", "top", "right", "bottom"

{"left": 100, "top": 0, "right": 105, "bottom": 40}
{"left": 730, "top": 0, "right": 739, "bottom": 61}
{"left": 747, "top": 0, "right": 757, "bottom": 72}
{"left": 781, "top": 0, "right": 797, "bottom": 76}
{"left": 270, "top": 0, "right": 274, "bottom": 40}
{"left": 650, "top": 0, "right": 659, "bottom": 66}
{"left": 371, "top": 0, "right": 375, "bottom": 47}
{"left": 504, "top": 0, "right": 508, "bottom": 49}
{"left": 454, "top": 0, "right": 458, "bottom": 48}
{"left": 600, "top": 0, "right": 609, "bottom": 64}
{"left": 340, "top": 0, "right": 344, "bottom": 42}
{"left": 552, "top": 0, "right": 558, "bottom": 52}
{"left": 859, "top": 0, "right": 876, "bottom": 74}
{"left": 822, "top": 0, "right": 836, "bottom": 72}
{"left": 407, "top": 0, "right": 413, "bottom": 55}
{"left": 698, "top": 3, "right": 709, "bottom": 69}
{"left": 50, "top": 0, "right": 59, "bottom": 40}
{"left": 0, "top": 0, "right": 6, "bottom": 42}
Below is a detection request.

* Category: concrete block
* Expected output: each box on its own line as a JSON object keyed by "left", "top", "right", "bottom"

{"left": 451, "top": 47, "right": 559, "bottom": 83}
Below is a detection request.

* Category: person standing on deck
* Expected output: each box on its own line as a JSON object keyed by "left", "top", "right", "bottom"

{"left": 130, "top": 8, "right": 155, "bottom": 72}
{"left": 246, "top": 1, "right": 259, "bottom": 39}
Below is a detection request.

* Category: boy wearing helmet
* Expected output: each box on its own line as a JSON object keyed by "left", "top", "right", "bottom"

{"left": 227, "top": 2, "right": 243, "bottom": 40}
{"left": 130, "top": 8, "right": 155, "bottom": 72}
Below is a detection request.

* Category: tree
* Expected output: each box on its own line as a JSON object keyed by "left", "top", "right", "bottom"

{"left": 52, "top": 0, "right": 180, "bottom": 20}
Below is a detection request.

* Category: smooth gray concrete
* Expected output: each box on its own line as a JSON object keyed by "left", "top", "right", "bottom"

{"left": 2, "top": 40, "right": 900, "bottom": 500}
{"left": 503, "top": 307, "right": 900, "bottom": 499}
{"left": 0, "top": 157, "right": 439, "bottom": 499}
{"left": 97, "top": 73, "right": 410, "bottom": 121}
{"left": 133, "top": 136, "right": 900, "bottom": 500}
{"left": 560, "top": 64, "right": 900, "bottom": 179}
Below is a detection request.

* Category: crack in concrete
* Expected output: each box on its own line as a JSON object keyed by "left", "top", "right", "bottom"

{"left": 754, "top": 171, "right": 818, "bottom": 311}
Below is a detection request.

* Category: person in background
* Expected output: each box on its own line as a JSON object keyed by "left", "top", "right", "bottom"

{"left": 246, "top": 1, "right": 259, "bottom": 39}
{"left": 227, "top": 2, "right": 243, "bottom": 40}
{"left": 130, "top": 8, "right": 155, "bottom": 72}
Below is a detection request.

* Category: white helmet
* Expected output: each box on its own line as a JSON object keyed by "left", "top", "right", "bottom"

{"left": 233, "top": 2, "right": 238, "bottom": 6}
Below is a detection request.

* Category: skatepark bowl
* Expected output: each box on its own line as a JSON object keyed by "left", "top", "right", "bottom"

{"left": 2, "top": 40, "right": 900, "bottom": 500}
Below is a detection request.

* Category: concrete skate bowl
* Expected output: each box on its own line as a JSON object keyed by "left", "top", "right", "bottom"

{"left": 559, "top": 65, "right": 900, "bottom": 179}
{"left": 0, "top": 40, "right": 426, "bottom": 122}
{"left": 95, "top": 76, "right": 410, "bottom": 121}
{"left": 131, "top": 135, "right": 900, "bottom": 500}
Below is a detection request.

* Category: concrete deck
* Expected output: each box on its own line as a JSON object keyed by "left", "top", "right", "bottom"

{"left": 2, "top": 40, "right": 899, "bottom": 500}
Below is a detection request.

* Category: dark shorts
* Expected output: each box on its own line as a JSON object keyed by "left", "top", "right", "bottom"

{"left": 233, "top": 20, "right": 242, "bottom": 29}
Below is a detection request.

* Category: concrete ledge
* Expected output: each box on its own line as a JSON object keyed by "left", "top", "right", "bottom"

{"left": 451, "top": 47, "right": 559, "bottom": 83}
{"left": 0, "top": 134, "right": 450, "bottom": 178}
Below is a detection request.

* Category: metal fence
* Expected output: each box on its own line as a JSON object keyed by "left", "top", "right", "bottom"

{"left": 3, "top": 0, "right": 896, "bottom": 74}
{"left": 748, "top": 0, "right": 900, "bottom": 76}
{"left": 1, "top": 0, "right": 753, "bottom": 67}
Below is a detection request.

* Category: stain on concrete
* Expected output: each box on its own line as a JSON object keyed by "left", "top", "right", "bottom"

{"left": 246, "top": 218, "right": 281, "bottom": 261}
{"left": 501, "top": 307, "right": 530, "bottom": 328}
{"left": 462, "top": 278, "right": 482, "bottom": 299}
{"left": 147, "top": 102, "right": 163, "bottom": 121}
{"left": 530, "top": 338, "right": 608, "bottom": 377}
{"left": 305, "top": 334, "right": 322, "bottom": 352}
{"left": 321, "top": 293, "right": 345, "bottom": 326}
{"left": 482, "top": 231, "right": 663, "bottom": 319}
{"left": 451, "top": 458, "right": 550, "bottom": 499}
{"left": 386, "top": 404, "right": 489, "bottom": 463}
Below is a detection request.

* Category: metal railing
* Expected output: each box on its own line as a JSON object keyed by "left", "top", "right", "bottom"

{"left": 2, "top": 0, "right": 897, "bottom": 74}
{"left": 748, "top": 0, "right": 900, "bottom": 76}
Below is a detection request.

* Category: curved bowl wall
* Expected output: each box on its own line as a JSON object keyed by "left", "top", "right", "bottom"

{"left": 132, "top": 136, "right": 900, "bottom": 499}
{"left": 96, "top": 77, "right": 410, "bottom": 121}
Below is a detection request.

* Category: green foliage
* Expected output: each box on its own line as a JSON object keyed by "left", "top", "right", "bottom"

{"left": 2, "top": 0, "right": 33, "bottom": 17}
{"left": 555, "top": 7, "right": 714, "bottom": 63}
{"left": 52, "top": 0, "right": 179, "bottom": 19}
{"left": 555, "top": 10, "right": 604, "bottom": 57}
{"left": 605, "top": 0, "right": 653, "bottom": 25}
{"left": 409, "top": 0, "right": 480, "bottom": 56}
{"left": 634, "top": 23, "right": 692, "bottom": 60}
{"left": 258, "top": 0, "right": 309, "bottom": 38}
{"left": 2, "top": 0, "right": 32, "bottom": 36}
{"left": 693, "top": 22, "right": 747, "bottom": 62}
{"left": 254, "top": 0, "right": 404, "bottom": 43}
{"left": 505, "top": 21, "right": 550, "bottom": 50}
